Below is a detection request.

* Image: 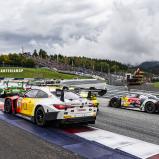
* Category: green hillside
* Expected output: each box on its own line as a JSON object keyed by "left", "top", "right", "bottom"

{"left": 0, "top": 67, "right": 85, "bottom": 79}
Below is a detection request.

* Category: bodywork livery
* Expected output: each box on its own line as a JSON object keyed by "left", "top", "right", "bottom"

{"left": 109, "top": 94, "right": 159, "bottom": 113}
{"left": 29, "top": 82, "right": 100, "bottom": 111}
{"left": 4, "top": 87, "right": 97, "bottom": 126}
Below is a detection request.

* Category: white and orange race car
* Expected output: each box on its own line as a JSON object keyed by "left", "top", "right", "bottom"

{"left": 4, "top": 87, "right": 97, "bottom": 126}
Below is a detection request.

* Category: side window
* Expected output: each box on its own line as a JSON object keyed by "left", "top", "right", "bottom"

{"left": 36, "top": 90, "right": 48, "bottom": 98}
{"left": 25, "top": 90, "right": 38, "bottom": 98}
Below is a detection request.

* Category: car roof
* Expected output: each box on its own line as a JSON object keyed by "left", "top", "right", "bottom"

{"left": 30, "top": 86, "right": 55, "bottom": 96}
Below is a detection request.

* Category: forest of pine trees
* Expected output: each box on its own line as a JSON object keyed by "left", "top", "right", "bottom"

{"left": 0, "top": 49, "right": 128, "bottom": 73}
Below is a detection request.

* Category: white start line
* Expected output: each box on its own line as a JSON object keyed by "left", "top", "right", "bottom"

{"left": 75, "top": 127, "right": 159, "bottom": 159}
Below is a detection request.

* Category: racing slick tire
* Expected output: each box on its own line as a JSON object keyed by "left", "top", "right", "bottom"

{"left": 109, "top": 97, "right": 121, "bottom": 108}
{"left": 35, "top": 106, "right": 47, "bottom": 127}
{"left": 145, "top": 101, "right": 156, "bottom": 114}
{"left": 63, "top": 86, "right": 69, "bottom": 91}
{"left": 4, "top": 99, "right": 12, "bottom": 114}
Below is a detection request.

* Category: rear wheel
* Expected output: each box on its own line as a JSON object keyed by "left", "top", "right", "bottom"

{"left": 145, "top": 102, "right": 156, "bottom": 113}
{"left": 35, "top": 106, "right": 46, "bottom": 126}
{"left": 4, "top": 99, "right": 12, "bottom": 114}
{"left": 109, "top": 98, "right": 121, "bottom": 108}
{"left": 63, "top": 86, "right": 69, "bottom": 91}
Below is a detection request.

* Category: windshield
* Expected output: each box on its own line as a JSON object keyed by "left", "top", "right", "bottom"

{"left": 147, "top": 95, "right": 158, "bottom": 100}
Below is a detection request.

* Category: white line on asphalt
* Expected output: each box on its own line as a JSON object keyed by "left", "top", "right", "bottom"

{"left": 75, "top": 127, "right": 159, "bottom": 159}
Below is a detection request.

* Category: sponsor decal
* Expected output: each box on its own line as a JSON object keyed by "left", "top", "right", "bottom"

{"left": 0, "top": 68, "right": 23, "bottom": 73}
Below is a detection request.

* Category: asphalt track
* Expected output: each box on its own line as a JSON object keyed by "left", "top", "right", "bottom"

{"left": 74, "top": 81, "right": 159, "bottom": 145}
{"left": 67, "top": 81, "right": 159, "bottom": 145}
{"left": 97, "top": 98, "right": 159, "bottom": 145}
{"left": 0, "top": 120, "right": 82, "bottom": 159}
{"left": 0, "top": 110, "right": 140, "bottom": 159}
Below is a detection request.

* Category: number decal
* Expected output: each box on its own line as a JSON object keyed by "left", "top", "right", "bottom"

{"left": 22, "top": 103, "right": 27, "bottom": 110}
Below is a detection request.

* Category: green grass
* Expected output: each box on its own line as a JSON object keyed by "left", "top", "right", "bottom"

{"left": 0, "top": 67, "right": 87, "bottom": 79}
{"left": 153, "top": 82, "right": 159, "bottom": 88}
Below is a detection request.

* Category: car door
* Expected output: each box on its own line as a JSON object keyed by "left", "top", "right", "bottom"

{"left": 20, "top": 89, "right": 38, "bottom": 116}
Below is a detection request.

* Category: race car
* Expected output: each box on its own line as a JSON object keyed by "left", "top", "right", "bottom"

{"left": 109, "top": 94, "right": 159, "bottom": 113}
{"left": 79, "top": 91, "right": 100, "bottom": 111}
{"left": 30, "top": 80, "right": 107, "bottom": 97}
{"left": 73, "top": 86, "right": 107, "bottom": 97}
{"left": 4, "top": 87, "right": 97, "bottom": 126}
{"left": 0, "top": 81, "right": 27, "bottom": 98}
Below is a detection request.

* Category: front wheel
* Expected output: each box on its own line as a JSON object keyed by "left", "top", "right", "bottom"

{"left": 109, "top": 98, "right": 121, "bottom": 108}
{"left": 35, "top": 106, "right": 46, "bottom": 126}
{"left": 4, "top": 99, "right": 12, "bottom": 114}
{"left": 145, "top": 102, "right": 156, "bottom": 113}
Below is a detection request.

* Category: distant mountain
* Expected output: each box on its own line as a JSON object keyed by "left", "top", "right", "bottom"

{"left": 139, "top": 61, "right": 159, "bottom": 74}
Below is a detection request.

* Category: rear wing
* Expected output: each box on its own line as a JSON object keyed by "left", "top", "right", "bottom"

{"left": 53, "top": 88, "right": 101, "bottom": 102}
{"left": 54, "top": 89, "right": 65, "bottom": 102}
{"left": 74, "top": 87, "right": 107, "bottom": 97}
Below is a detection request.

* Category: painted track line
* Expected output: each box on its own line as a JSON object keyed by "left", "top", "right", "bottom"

{"left": 0, "top": 111, "right": 139, "bottom": 159}
{"left": 74, "top": 127, "right": 159, "bottom": 159}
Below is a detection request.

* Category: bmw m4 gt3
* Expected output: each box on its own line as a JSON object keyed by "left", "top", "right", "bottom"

{"left": 4, "top": 87, "right": 97, "bottom": 126}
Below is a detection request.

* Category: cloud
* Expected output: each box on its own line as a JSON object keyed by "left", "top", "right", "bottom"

{"left": 0, "top": 0, "right": 159, "bottom": 64}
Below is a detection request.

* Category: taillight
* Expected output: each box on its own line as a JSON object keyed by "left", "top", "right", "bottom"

{"left": 53, "top": 104, "right": 74, "bottom": 110}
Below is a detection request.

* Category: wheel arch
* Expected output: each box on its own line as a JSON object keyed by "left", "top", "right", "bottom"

{"left": 5, "top": 96, "right": 19, "bottom": 113}
{"left": 34, "top": 104, "right": 44, "bottom": 115}
{"left": 32, "top": 104, "right": 44, "bottom": 123}
{"left": 142, "top": 99, "right": 156, "bottom": 111}
{"left": 144, "top": 100, "right": 157, "bottom": 113}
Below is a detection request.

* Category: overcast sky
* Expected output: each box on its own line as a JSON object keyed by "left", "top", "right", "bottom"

{"left": 0, "top": 0, "right": 159, "bottom": 64}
